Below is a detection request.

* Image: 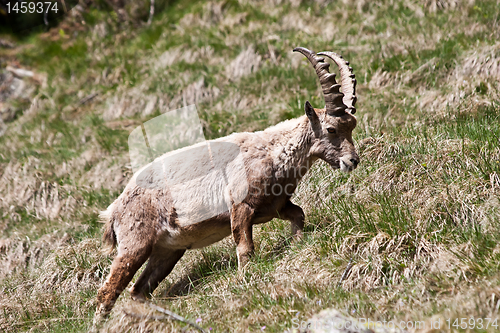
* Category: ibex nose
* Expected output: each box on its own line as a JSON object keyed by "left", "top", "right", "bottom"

{"left": 350, "top": 158, "right": 359, "bottom": 167}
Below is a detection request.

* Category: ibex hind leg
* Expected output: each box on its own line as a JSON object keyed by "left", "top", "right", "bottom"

{"left": 130, "top": 248, "right": 186, "bottom": 301}
{"left": 94, "top": 239, "right": 153, "bottom": 321}
{"left": 231, "top": 202, "right": 256, "bottom": 270}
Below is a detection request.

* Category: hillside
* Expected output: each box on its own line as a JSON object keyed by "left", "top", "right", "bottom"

{"left": 0, "top": 0, "right": 499, "bottom": 332}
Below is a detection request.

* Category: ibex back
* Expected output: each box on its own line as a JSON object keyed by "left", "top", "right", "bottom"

{"left": 95, "top": 47, "right": 360, "bottom": 319}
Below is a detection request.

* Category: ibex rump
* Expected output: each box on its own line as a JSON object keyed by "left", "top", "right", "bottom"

{"left": 95, "top": 47, "right": 359, "bottom": 318}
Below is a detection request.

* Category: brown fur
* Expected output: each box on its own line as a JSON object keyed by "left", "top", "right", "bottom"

{"left": 101, "top": 213, "right": 116, "bottom": 254}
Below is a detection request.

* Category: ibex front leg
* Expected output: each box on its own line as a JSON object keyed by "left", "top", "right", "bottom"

{"left": 279, "top": 200, "right": 305, "bottom": 240}
{"left": 231, "top": 203, "right": 255, "bottom": 269}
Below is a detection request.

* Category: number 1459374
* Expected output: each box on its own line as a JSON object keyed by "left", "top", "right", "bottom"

{"left": 447, "top": 318, "right": 498, "bottom": 330}
{"left": 6, "top": 2, "right": 58, "bottom": 14}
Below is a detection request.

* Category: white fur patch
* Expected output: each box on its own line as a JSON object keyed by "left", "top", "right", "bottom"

{"left": 339, "top": 156, "right": 354, "bottom": 173}
{"left": 135, "top": 140, "right": 249, "bottom": 227}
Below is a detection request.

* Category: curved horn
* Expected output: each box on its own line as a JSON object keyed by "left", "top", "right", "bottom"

{"left": 293, "top": 47, "right": 347, "bottom": 116}
{"left": 317, "top": 51, "right": 357, "bottom": 114}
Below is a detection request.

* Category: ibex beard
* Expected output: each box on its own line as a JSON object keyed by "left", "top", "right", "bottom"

{"left": 94, "top": 47, "right": 360, "bottom": 321}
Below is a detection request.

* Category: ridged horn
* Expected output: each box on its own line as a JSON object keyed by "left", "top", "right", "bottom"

{"left": 293, "top": 47, "right": 347, "bottom": 116}
{"left": 317, "top": 51, "right": 357, "bottom": 114}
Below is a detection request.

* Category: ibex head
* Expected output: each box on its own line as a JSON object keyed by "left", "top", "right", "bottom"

{"left": 294, "top": 47, "right": 359, "bottom": 172}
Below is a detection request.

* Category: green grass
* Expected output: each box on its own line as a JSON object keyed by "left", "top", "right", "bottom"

{"left": 1, "top": 0, "right": 500, "bottom": 332}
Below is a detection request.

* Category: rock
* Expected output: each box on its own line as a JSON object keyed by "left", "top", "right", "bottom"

{"left": 0, "top": 71, "right": 26, "bottom": 124}
{"left": 0, "top": 66, "right": 44, "bottom": 135}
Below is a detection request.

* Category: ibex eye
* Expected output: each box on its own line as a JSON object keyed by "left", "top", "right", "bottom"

{"left": 327, "top": 128, "right": 336, "bottom": 134}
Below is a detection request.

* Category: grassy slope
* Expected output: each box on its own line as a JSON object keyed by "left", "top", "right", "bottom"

{"left": 0, "top": 0, "right": 499, "bottom": 332}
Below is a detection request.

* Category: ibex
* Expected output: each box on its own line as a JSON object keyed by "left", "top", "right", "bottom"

{"left": 95, "top": 47, "right": 359, "bottom": 318}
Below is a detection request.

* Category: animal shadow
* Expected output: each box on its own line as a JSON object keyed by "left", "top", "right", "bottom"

{"left": 158, "top": 231, "right": 304, "bottom": 297}
{"left": 159, "top": 252, "right": 237, "bottom": 297}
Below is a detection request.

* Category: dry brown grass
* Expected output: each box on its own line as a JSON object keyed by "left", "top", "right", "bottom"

{"left": 1, "top": 0, "right": 500, "bottom": 331}
{"left": 0, "top": 237, "right": 108, "bottom": 332}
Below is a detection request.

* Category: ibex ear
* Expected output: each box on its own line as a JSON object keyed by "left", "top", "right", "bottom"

{"left": 304, "top": 101, "right": 321, "bottom": 134}
{"left": 305, "top": 101, "right": 319, "bottom": 121}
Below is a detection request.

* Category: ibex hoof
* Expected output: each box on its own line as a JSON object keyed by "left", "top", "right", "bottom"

{"left": 292, "top": 230, "right": 304, "bottom": 242}
{"left": 237, "top": 255, "right": 251, "bottom": 271}
{"left": 130, "top": 292, "right": 147, "bottom": 303}
{"left": 93, "top": 303, "right": 111, "bottom": 326}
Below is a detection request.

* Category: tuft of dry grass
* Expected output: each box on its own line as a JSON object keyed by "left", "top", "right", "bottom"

{"left": 226, "top": 45, "right": 262, "bottom": 79}
{"left": 1, "top": 0, "right": 500, "bottom": 331}
{"left": 0, "top": 237, "right": 109, "bottom": 332}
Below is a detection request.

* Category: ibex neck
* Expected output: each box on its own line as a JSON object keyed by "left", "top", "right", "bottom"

{"left": 263, "top": 116, "right": 316, "bottom": 180}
